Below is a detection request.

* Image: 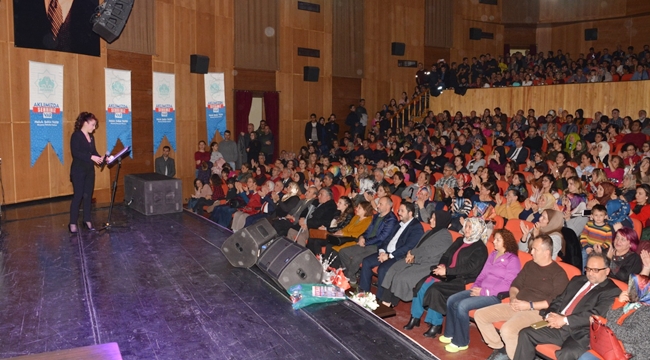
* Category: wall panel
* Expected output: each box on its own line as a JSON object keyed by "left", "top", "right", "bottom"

{"left": 106, "top": 0, "right": 156, "bottom": 55}
{"left": 539, "top": 0, "right": 626, "bottom": 23}
{"left": 425, "top": 0, "right": 453, "bottom": 48}
{"left": 234, "top": 0, "right": 278, "bottom": 71}
{"left": 503, "top": 25, "right": 536, "bottom": 48}
{"left": 429, "top": 82, "right": 650, "bottom": 123}
{"left": 332, "top": 0, "right": 364, "bottom": 78}
{"left": 501, "top": 0, "right": 539, "bottom": 24}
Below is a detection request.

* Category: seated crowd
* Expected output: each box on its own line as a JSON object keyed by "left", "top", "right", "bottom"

{"left": 188, "top": 99, "right": 650, "bottom": 359}
{"left": 415, "top": 44, "right": 650, "bottom": 93}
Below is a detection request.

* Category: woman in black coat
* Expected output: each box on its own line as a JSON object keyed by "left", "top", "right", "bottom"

{"left": 69, "top": 112, "right": 103, "bottom": 233}
{"left": 405, "top": 217, "right": 489, "bottom": 337}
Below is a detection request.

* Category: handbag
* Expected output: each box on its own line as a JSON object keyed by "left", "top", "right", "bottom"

{"left": 309, "top": 229, "right": 329, "bottom": 239}
{"left": 326, "top": 234, "right": 357, "bottom": 246}
{"left": 590, "top": 315, "right": 632, "bottom": 360}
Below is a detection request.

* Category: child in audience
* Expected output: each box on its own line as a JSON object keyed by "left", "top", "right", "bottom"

{"left": 579, "top": 204, "right": 613, "bottom": 272}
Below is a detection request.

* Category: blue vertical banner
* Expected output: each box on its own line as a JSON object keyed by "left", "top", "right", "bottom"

{"left": 204, "top": 72, "right": 226, "bottom": 140}
{"left": 29, "top": 61, "right": 64, "bottom": 166}
{"left": 152, "top": 72, "right": 176, "bottom": 152}
{"left": 105, "top": 68, "right": 132, "bottom": 157}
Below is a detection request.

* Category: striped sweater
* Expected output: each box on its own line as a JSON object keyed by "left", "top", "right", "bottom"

{"left": 579, "top": 221, "right": 613, "bottom": 248}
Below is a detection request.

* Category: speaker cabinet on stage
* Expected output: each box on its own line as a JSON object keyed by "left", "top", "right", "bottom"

{"left": 124, "top": 173, "right": 182, "bottom": 216}
{"left": 221, "top": 218, "right": 278, "bottom": 268}
{"left": 256, "top": 237, "right": 323, "bottom": 291}
{"left": 92, "top": 0, "right": 134, "bottom": 43}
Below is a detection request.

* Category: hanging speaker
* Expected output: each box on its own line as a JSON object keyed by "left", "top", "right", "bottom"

{"left": 190, "top": 55, "right": 210, "bottom": 74}
{"left": 391, "top": 42, "right": 405, "bottom": 56}
{"left": 221, "top": 218, "right": 278, "bottom": 268}
{"left": 303, "top": 66, "right": 320, "bottom": 82}
{"left": 469, "top": 28, "right": 483, "bottom": 40}
{"left": 585, "top": 28, "right": 598, "bottom": 41}
{"left": 91, "top": 0, "right": 134, "bottom": 43}
{"left": 256, "top": 237, "right": 323, "bottom": 291}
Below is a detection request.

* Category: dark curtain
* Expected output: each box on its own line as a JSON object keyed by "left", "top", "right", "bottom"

{"left": 263, "top": 91, "right": 280, "bottom": 159}
{"left": 235, "top": 90, "right": 253, "bottom": 141}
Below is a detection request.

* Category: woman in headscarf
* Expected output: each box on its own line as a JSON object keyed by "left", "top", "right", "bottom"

{"left": 520, "top": 192, "right": 556, "bottom": 223}
{"left": 570, "top": 139, "right": 588, "bottom": 164}
{"left": 440, "top": 229, "right": 521, "bottom": 353}
{"left": 404, "top": 218, "right": 489, "bottom": 338}
{"left": 519, "top": 209, "right": 564, "bottom": 259}
{"left": 380, "top": 211, "right": 453, "bottom": 307}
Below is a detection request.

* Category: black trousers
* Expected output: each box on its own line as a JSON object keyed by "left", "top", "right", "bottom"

{"left": 70, "top": 169, "right": 95, "bottom": 224}
{"left": 514, "top": 325, "right": 585, "bottom": 360}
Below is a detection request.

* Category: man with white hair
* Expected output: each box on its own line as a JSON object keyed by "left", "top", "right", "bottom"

{"left": 231, "top": 180, "right": 275, "bottom": 231}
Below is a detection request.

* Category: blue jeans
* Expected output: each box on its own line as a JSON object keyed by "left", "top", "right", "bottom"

{"left": 581, "top": 247, "right": 590, "bottom": 273}
{"left": 410, "top": 277, "right": 443, "bottom": 325}
{"left": 358, "top": 254, "right": 397, "bottom": 300}
{"left": 444, "top": 290, "right": 500, "bottom": 347}
{"left": 210, "top": 205, "right": 237, "bottom": 227}
{"left": 577, "top": 352, "right": 600, "bottom": 360}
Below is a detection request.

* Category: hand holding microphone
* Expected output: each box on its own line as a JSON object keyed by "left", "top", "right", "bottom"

{"left": 100, "top": 150, "right": 111, "bottom": 170}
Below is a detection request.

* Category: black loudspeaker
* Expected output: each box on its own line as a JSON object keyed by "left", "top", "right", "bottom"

{"left": 303, "top": 66, "right": 320, "bottom": 82}
{"left": 256, "top": 237, "right": 323, "bottom": 291}
{"left": 124, "top": 173, "right": 182, "bottom": 215}
{"left": 92, "top": 0, "right": 134, "bottom": 43}
{"left": 391, "top": 42, "right": 405, "bottom": 56}
{"left": 585, "top": 28, "right": 598, "bottom": 41}
{"left": 469, "top": 28, "right": 483, "bottom": 40}
{"left": 190, "top": 55, "right": 210, "bottom": 74}
{"left": 221, "top": 218, "right": 278, "bottom": 268}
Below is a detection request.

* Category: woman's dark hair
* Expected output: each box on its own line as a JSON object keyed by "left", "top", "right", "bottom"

{"left": 513, "top": 172, "right": 526, "bottom": 185}
{"left": 210, "top": 174, "right": 222, "bottom": 186}
{"left": 336, "top": 196, "right": 354, "bottom": 224}
{"left": 393, "top": 171, "right": 405, "bottom": 182}
{"left": 493, "top": 229, "right": 519, "bottom": 255}
{"left": 542, "top": 174, "right": 558, "bottom": 192}
{"left": 210, "top": 141, "right": 218, "bottom": 148}
{"left": 194, "top": 178, "right": 203, "bottom": 190}
{"left": 481, "top": 182, "right": 498, "bottom": 198}
{"left": 357, "top": 201, "right": 374, "bottom": 217}
{"left": 74, "top": 112, "right": 97, "bottom": 131}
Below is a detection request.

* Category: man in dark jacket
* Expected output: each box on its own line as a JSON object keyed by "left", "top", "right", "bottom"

{"left": 345, "top": 105, "right": 359, "bottom": 135}
{"left": 358, "top": 202, "right": 424, "bottom": 298}
{"left": 339, "top": 197, "right": 398, "bottom": 279}
{"left": 287, "top": 188, "right": 337, "bottom": 246}
{"left": 304, "top": 113, "right": 323, "bottom": 145}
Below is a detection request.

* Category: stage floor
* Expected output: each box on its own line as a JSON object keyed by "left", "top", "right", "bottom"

{"left": 0, "top": 202, "right": 436, "bottom": 359}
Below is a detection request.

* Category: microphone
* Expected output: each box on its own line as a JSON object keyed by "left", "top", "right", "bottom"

{"left": 100, "top": 151, "right": 110, "bottom": 170}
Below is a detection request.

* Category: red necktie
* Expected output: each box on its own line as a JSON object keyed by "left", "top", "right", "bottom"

{"left": 47, "top": 0, "right": 64, "bottom": 38}
{"left": 565, "top": 283, "right": 594, "bottom": 315}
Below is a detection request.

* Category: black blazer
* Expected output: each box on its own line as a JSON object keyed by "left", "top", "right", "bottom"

{"left": 14, "top": 0, "right": 100, "bottom": 56}
{"left": 303, "top": 199, "right": 337, "bottom": 229}
{"left": 70, "top": 130, "right": 100, "bottom": 176}
{"left": 540, "top": 276, "right": 620, "bottom": 347}
{"left": 506, "top": 146, "right": 529, "bottom": 165}
{"left": 379, "top": 219, "right": 424, "bottom": 259}
{"left": 436, "top": 238, "right": 488, "bottom": 284}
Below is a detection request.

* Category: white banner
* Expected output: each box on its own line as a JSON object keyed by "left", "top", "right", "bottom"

{"left": 204, "top": 72, "right": 226, "bottom": 141}
{"left": 105, "top": 68, "right": 132, "bottom": 156}
{"left": 29, "top": 61, "right": 64, "bottom": 166}
{"left": 153, "top": 72, "right": 176, "bottom": 152}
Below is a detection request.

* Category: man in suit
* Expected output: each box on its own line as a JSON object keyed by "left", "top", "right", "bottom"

{"left": 338, "top": 197, "right": 398, "bottom": 279}
{"left": 514, "top": 252, "right": 620, "bottom": 360}
{"left": 154, "top": 146, "right": 176, "bottom": 177}
{"left": 358, "top": 202, "right": 424, "bottom": 299}
{"left": 304, "top": 113, "right": 323, "bottom": 145}
{"left": 272, "top": 186, "right": 317, "bottom": 236}
{"left": 506, "top": 137, "right": 529, "bottom": 165}
{"left": 523, "top": 126, "right": 543, "bottom": 155}
{"left": 14, "top": 0, "right": 100, "bottom": 56}
{"left": 287, "top": 188, "right": 337, "bottom": 246}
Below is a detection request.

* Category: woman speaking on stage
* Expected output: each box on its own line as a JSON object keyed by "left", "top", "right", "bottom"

{"left": 69, "top": 112, "right": 103, "bottom": 233}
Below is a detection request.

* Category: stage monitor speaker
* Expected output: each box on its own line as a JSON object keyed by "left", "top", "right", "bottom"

{"left": 585, "top": 28, "right": 598, "bottom": 41}
{"left": 303, "top": 66, "right": 320, "bottom": 82}
{"left": 124, "top": 173, "right": 182, "bottom": 216}
{"left": 92, "top": 0, "right": 134, "bottom": 43}
{"left": 221, "top": 218, "right": 278, "bottom": 268}
{"left": 190, "top": 55, "right": 210, "bottom": 74}
{"left": 469, "top": 28, "right": 483, "bottom": 40}
{"left": 256, "top": 237, "right": 323, "bottom": 291}
{"left": 391, "top": 42, "right": 405, "bottom": 56}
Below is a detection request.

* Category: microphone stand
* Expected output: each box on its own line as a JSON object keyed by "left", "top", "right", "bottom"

{"left": 101, "top": 157, "right": 122, "bottom": 230}
{"left": 99, "top": 146, "right": 130, "bottom": 231}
